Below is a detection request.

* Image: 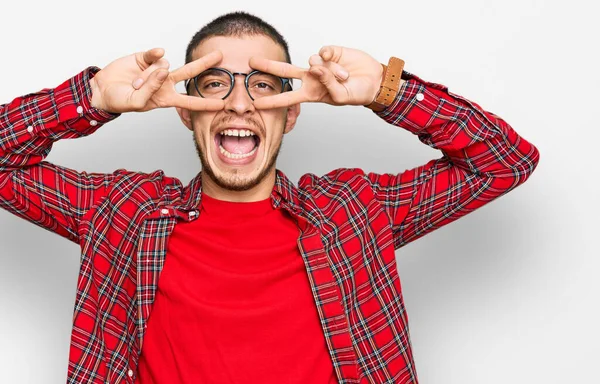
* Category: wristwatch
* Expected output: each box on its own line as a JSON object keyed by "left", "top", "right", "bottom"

{"left": 365, "top": 56, "right": 405, "bottom": 112}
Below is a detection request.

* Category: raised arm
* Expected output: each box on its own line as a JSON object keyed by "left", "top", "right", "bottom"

{"left": 0, "top": 48, "right": 226, "bottom": 243}
{"left": 365, "top": 71, "right": 539, "bottom": 249}
{"left": 248, "top": 45, "right": 540, "bottom": 249}
{"left": 0, "top": 67, "right": 121, "bottom": 243}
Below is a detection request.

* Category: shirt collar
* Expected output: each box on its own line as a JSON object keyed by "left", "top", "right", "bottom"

{"left": 173, "top": 169, "right": 301, "bottom": 214}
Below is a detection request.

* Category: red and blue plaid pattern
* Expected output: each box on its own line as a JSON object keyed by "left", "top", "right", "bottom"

{"left": 0, "top": 67, "right": 539, "bottom": 383}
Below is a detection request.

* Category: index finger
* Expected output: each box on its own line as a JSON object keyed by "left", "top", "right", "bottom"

{"left": 253, "top": 90, "right": 307, "bottom": 109}
{"left": 170, "top": 50, "right": 223, "bottom": 83}
{"left": 249, "top": 57, "right": 305, "bottom": 79}
{"left": 168, "top": 93, "right": 226, "bottom": 111}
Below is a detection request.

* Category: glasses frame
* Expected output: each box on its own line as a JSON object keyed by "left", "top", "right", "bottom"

{"left": 185, "top": 67, "right": 293, "bottom": 101}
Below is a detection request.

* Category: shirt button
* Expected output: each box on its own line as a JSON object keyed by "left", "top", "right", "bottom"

{"left": 90, "top": 120, "right": 98, "bottom": 126}
{"left": 160, "top": 208, "right": 169, "bottom": 215}
{"left": 127, "top": 369, "right": 134, "bottom": 378}
{"left": 76, "top": 105, "right": 83, "bottom": 114}
{"left": 416, "top": 93, "right": 425, "bottom": 101}
{"left": 27, "top": 126, "right": 34, "bottom": 133}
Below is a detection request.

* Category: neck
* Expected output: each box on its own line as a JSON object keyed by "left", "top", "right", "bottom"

{"left": 200, "top": 169, "right": 276, "bottom": 202}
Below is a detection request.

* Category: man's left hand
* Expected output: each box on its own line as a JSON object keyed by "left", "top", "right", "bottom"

{"left": 249, "top": 46, "right": 391, "bottom": 109}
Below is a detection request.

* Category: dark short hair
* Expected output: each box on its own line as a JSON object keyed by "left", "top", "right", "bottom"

{"left": 185, "top": 11, "right": 291, "bottom": 65}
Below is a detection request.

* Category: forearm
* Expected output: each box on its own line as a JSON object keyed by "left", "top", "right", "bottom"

{"left": 374, "top": 71, "right": 540, "bottom": 180}
{"left": 0, "top": 67, "right": 119, "bottom": 172}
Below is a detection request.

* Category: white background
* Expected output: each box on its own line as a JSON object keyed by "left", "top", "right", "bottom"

{"left": 0, "top": 0, "right": 598, "bottom": 383}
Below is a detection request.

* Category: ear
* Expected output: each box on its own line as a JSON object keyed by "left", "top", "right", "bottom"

{"left": 283, "top": 103, "right": 301, "bottom": 134}
{"left": 176, "top": 107, "right": 193, "bottom": 131}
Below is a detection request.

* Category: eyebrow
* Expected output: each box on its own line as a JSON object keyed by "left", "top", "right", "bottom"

{"left": 200, "top": 69, "right": 230, "bottom": 77}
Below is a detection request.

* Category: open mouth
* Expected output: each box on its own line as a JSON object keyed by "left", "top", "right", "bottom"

{"left": 215, "top": 129, "right": 261, "bottom": 160}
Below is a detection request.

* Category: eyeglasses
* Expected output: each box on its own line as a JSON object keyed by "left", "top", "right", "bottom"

{"left": 185, "top": 67, "right": 292, "bottom": 101}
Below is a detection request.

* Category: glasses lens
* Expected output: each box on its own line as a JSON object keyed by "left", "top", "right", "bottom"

{"left": 247, "top": 72, "right": 284, "bottom": 99}
{"left": 195, "top": 69, "right": 232, "bottom": 99}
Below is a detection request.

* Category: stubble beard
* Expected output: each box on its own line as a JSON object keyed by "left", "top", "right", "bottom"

{"left": 193, "top": 129, "right": 284, "bottom": 192}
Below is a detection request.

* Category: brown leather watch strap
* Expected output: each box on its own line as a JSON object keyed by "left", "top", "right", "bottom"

{"left": 366, "top": 57, "right": 405, "bottom": 112}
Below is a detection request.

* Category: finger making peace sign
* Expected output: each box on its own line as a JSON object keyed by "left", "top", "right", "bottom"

{"left": 90, "top": 48, "right": 226, "bottom": 113}
{"left": 249, "top": 45, "right": 389, "bottom": 109}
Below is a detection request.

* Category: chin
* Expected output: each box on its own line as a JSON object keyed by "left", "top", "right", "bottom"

{"left": 194, "top": 132, "right": 280, "bottom": 192}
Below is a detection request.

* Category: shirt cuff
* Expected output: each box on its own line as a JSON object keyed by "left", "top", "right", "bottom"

{"left": 53, "top": 66, "right": 120, "bottom": 132}
{"left": 372, "top": 71, "right": 436, "bottom": 117}
{"left": 372, "top": 70, "right": 504, "bottom": 152}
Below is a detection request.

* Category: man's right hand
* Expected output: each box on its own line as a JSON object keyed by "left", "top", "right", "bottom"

{"left": 90, "top": 48, "right": 225, "bottom": 113}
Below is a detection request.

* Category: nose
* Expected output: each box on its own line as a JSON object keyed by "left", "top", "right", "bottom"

{"left": 224, "top": 75, "right": 255, "bottom": 116}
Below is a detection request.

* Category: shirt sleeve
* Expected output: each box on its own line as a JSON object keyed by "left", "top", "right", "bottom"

{"left": 365, "top": 71, "right": 540, "bottom": 250}
{"left": 0, "top": 67, "right": 122, "bottom": 243}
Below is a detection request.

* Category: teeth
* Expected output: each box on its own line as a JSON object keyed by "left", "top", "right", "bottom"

{"left": 219, "top": 129, "right": 256, "bottom": 137}
{"left": 219, "top": 144, "right": 258, "bottom": 159}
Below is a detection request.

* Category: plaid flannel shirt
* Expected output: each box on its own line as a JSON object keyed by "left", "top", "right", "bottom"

{"left": 0, "top": 66, "right": 539, "bottom": 383}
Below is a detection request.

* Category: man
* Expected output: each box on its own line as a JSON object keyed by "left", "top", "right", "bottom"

{"left": 0, "top": 10, "right": 539, "bottom": 384}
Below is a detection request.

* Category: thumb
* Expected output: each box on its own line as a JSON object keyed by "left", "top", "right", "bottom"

{"left": 130, "top": 68, "right": 169, "bottom": 109}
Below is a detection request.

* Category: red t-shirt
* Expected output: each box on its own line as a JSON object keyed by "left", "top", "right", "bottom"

{"left": 135, "top": 192, "right": 337, "bottom": 383}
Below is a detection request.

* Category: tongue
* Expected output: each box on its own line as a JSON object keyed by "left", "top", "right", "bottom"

{"left": 221, "top": 136, "right": 256, "bottom": 154}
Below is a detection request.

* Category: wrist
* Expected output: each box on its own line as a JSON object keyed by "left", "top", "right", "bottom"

{"left": 89, "top": 75, "right": 105, "bottom": 111}
{"left": 367, "top": 63, "right": 385, "bottom": 105}
{"left": 365, "top": 57, "right": 405, "bottom": 112}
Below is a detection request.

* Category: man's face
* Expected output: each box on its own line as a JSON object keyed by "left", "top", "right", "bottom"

{"left": 180, "top": 35, "right": 300, "bottom": 192}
